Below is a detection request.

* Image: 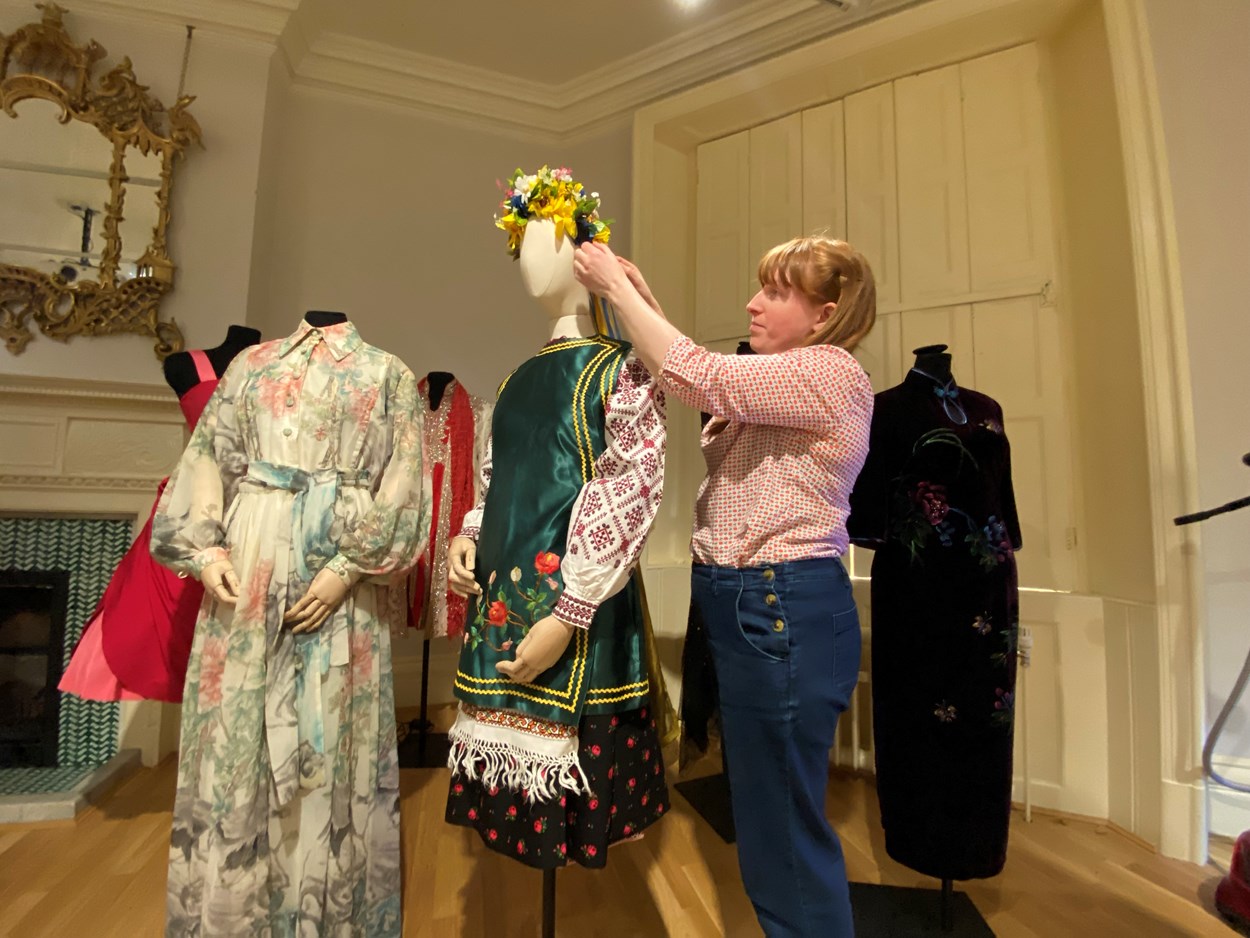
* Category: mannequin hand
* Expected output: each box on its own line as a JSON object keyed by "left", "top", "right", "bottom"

{"left": 448, "top": 536, "right": 482, "bottom": 598}
{"left": 617, "top": 257, "right": 665, "bottom": 319}
{"left": 284, "top": 567, "right": 350, "bottom": 634}
{"left": 573, "top": 242, "right": 630, "bottom": 300}
{"left": 201, "top": 559, "right": 240, "bottom": 605}
{"left": 495, "top": 615, "right": 576, "bottom": 683}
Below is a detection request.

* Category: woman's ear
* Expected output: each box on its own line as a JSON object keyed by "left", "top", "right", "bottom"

{"left": 817, "top": 301, "right": 837, "bottom": 325}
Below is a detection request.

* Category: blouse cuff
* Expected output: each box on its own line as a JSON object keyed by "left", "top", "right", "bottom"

{"left": 458, "top": 524, "right": 480, "bottom": 542}
{"left": 553, "top": 592, "right": 597, "bottom": 630}
{"left": 324, "top": 553, "right": 363, "bottom": 588}
{"left": 191, "top": 546, "right": 230, "bottom": 580}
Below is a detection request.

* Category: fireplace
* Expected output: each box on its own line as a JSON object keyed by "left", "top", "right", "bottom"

{"left": 0, "top": 570, "right": 69, "bottom": 767}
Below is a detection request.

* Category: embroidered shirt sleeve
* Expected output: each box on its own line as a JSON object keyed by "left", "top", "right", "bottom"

{"left": 555, "top": 356, "right": 667, "bottom": 629}
{"left": 660, "top": 334, "right": 871, "bottom": 429}
{"left": 457, "top": 434, "right": 492, "bottom": 541}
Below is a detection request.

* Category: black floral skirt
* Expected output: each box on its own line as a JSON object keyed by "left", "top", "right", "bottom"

{"left": 445, "top": 705, "right": 669, "bottom": 870}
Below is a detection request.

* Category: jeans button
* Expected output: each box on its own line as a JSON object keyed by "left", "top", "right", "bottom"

{"left": 773, "top": 619, "right": 785, "bottom": 632}
{"left": 765, "top": 593, "right": 778, "bottom": 606}
{"left": 762, "top": 569, "right": 775, "bottom": 582}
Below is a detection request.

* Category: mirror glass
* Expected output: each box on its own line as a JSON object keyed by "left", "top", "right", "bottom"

{"left": 0, "top": 97, "right": 163, "bottom": 283}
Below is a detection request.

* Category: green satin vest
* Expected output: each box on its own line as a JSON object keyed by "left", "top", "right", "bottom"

{"left": 454, "top": 336, "right": 649, "bottom": 726}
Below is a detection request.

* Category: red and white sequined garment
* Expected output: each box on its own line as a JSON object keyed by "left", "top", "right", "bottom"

{"left": 459, "top": 355, "right": 666, "bottom": 629}
{"left": 659, "top": 335, "right": 873, "bottom": 567}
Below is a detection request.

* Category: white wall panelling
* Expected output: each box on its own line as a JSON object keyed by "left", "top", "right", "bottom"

{"left": 748, "top": 113, "right": 804, "bottom": 280}
{"left": 961, "top": 45, "right": 1056, "bottom": 294}
{"left": 970, "top": 296, "right": 1078, "bottom": 589}
{"left": 844, "top": 83, "right": 901, "bottom": 308}
{"left": 694, "top": 132, "right": 751, "bottom": 343}
{"left": 895, "top": 64, "right": 972, "bottom": 305}
{"left": 801, "top": 101, "right": 847, "bottom": 240}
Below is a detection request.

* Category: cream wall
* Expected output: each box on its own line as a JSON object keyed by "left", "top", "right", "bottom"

{"left": 1046, "top": 3, "right": 1154, "bottom": 604}
{"left": 245, "top": 75, "right": 632, "bottom": 396}
{"left": 1141, "top": 0, "right": 1250, "bottom": 825}
{"left": 245, "top": 66, "right": 633, "bottom": 693}
{"left": 0, "top": 2, "right": 273, "bottom": 386}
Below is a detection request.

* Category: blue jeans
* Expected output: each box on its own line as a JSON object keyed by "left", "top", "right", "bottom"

{"left": 691, "top": 557, "right": 860, "bottom": 938}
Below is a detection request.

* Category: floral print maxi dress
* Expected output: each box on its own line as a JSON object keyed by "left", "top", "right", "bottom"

{"left": 847, "top": 368, "right": 1022, "bottom": 881}
{"left": 151, "top": 320, "right": 429, "bottom": 936}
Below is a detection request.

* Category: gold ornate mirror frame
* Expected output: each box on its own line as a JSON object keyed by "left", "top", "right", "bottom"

{"left": 0, "top": 3, "right": 201, "bottom": 359}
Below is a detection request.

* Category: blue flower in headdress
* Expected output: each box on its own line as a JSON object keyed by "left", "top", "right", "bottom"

{"left": 509, "top": 193, "right": 530, "bottom": 218}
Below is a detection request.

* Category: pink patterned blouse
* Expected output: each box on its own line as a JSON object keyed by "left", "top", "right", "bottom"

{"left": 660, "top": 335, "right": 874, "bottom": 568}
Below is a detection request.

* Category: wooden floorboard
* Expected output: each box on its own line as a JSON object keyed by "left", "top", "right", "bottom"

{"left": 0, "top": 755, "right": 1238, "bottom": 937}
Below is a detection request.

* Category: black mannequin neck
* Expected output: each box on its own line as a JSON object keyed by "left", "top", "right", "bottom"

{"left": 305, "top": 310, "right": 348, "bottom": 327}
{"left": 911, "top": 344, "right": 954, "bottom": 385}
{"left": 427, "top": 371, "right": 456, "bottom": 410}
{"left": 163, "top": 323, "right": 261, "bottom": 396}
{"left": 218, "top": 324, "right": 261, "bottom": 351}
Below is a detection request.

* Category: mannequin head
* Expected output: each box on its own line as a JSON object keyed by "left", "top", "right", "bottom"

{"left": 519, "top": 218, "right": 592, "bottom": 333}
{"left": 498, "top": 166, "right": 610, "bottom": 338}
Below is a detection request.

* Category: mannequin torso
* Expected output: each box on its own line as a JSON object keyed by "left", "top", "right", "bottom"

{"left": 162, "top": 324, "right": 261, "bottom": 396}
{"left": 427, "top": 371, "right": 455, "bottom": 410}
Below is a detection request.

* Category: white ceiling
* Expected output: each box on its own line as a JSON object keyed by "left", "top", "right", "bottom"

{"left": 35, "top": 0, "right": 920, "bottom": 140}
{"left": 302, "top": 0, "right": 774, "bottom": 85}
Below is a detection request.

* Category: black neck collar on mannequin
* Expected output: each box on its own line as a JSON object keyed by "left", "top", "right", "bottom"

{"left": 219, "top": 324, "right": 261, "bottom": 350}
{"left": 426, "top": 371, "right": 455, "bottom": 410}
{"left": 911, "top": 344, "right": 954, "bottom": 385}
{"left": 304, "top": 310, "right": 348, "bottom": 328}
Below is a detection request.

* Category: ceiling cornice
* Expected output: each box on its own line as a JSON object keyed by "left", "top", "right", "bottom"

{"left": 2, "top": 0, "right": 927, "bottom": 141}
{"left": 283, "top": 0, "right": 925, "bottom": 141}
{"left": 0, "top": 0, "right": 302, "bottom": 42}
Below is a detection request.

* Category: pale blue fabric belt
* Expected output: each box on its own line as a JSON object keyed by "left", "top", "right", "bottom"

{"left": 245, "top": 460, "right": 370, "bottom": 581}
{"left": 242, "top": 460, "right": 370, "bottom": 806}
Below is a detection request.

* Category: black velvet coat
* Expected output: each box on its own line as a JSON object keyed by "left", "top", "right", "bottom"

{"left": 848, "top": 369, "right": 1022, "bottom": 880}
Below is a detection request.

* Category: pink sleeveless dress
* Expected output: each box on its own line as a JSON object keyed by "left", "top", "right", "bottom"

{"left": 59, "top": 351, "right": 219, "bottom": 703}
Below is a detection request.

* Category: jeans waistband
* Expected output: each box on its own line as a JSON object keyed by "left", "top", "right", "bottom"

{"left": 691, "top": 555, "right": 848, "bottom": 586}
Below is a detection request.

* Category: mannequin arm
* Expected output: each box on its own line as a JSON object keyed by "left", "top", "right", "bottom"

{"left": 551, "top": 357, "right": 667, "bottom": 629}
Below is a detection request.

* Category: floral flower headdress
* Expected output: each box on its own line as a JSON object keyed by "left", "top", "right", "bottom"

{"left": 496, "top": 165, "right": 611, "bottom": 259}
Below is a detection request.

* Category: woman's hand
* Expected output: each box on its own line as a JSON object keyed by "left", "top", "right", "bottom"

{"left": 573, "top": 242, "right": 630, "bottom": 300}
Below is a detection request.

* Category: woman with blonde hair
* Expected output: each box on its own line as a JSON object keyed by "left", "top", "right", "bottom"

{"left": 574, "top": 236, "right": 876, "bottom": 938}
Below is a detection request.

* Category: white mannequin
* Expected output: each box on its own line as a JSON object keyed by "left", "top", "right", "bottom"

{"left": 519, "top": 217, "right": 597, "bottom": 342}
{"left": 448, "top": 216, "right": 586, "bottom": 678}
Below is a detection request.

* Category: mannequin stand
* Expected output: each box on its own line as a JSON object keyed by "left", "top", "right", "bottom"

{"left": 397, "top": 635, "right": 450, "bottom": 768}
{"left": 542, "top": 868, "right": 556, "bottom": 938}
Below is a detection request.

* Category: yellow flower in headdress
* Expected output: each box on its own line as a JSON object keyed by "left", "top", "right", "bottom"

{"left": 494, "top": 165, "right": 612, "bottom": 259}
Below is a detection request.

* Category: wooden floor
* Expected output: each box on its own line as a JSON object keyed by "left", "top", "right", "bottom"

{"left": 0, "top": 756, "right": 1238, "bottom": 937}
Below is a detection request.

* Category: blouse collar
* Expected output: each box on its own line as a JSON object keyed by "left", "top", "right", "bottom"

{"left": 279, "top": 319, "right": 363, "bottom": 362}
